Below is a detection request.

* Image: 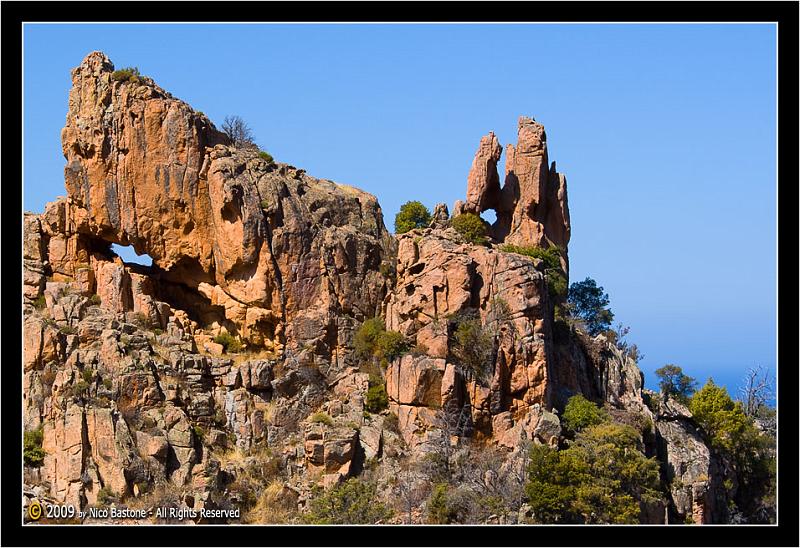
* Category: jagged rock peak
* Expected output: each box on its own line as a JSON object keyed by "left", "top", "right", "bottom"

{"left": 460, "top": 116, "right": 571, "bottom": 257}
{"left": 465, "top": 131, "right": 503, "bottom": 214}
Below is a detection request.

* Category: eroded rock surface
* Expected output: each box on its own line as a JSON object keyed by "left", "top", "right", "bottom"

{"left": 458, "top": 118, "right": 571, "bottom": 256}
{"left": 21, "top": 51, "right": 732, "bottom": 525}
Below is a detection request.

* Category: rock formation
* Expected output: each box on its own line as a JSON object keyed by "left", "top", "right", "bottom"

{"left": 21, "top": 51, "right": 740, "bottom": 525}
{"left": 459, "top": 117, "right": 571, "bottom": 262}
{"left": 41, "top": 51, "right": 394, "bottom": 358}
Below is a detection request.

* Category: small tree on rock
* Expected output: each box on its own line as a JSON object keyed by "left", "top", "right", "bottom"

{"left": 655, "top": 364, "right": 697, "bottom": 403}
{"left": 395, "top": 201, "right": 432, "bottom": 234}
{"left": 567, "top": 277, "right": 614, "bottom": 336}
{"left": 222, "top": 115, "right": 256, "bottom": 149}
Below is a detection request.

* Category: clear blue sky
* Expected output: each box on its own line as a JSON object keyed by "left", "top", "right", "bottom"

{"left": 23, "top": 23, "right": 777, "bottom": 398}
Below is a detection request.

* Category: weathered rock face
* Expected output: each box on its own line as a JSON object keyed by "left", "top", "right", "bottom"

{"left": 459, "top": 117, "right": 571, "bottom": 259}
{"left": 384, "top": 229, "right": 555, "bottom": 443}
{"left": 22, "top": 51, "right": 737, "bottom": 525}
{"left": 653, "top": 398, "right": 730, "bottom": 524}
{"left": 52, "top": 51, "right": 394, "bottom": 353}
{"left": 464, "top": 132, "right": 503, "bottom": 214}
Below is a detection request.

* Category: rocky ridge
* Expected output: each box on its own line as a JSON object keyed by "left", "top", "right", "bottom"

{"left": 23, "top": 52, "right": 729, "bottom": 525}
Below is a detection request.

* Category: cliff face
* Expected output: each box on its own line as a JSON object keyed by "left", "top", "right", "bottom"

{"left": 22, "top": 52, "right": 725, "bottom": 525}
{"left": 48, "top": 51, "right": 393, "bottom": 357}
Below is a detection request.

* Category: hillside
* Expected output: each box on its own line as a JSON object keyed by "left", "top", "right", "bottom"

{"left": 22, "top": 52, "right": 774, "bottom": 525}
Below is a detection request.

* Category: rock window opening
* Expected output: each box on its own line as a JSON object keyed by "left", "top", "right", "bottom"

{"left": 111, "top": 243, "right": 153, "bottom": 267}
{"left": 480, "top": 209, "right": 497, "bottom": 225}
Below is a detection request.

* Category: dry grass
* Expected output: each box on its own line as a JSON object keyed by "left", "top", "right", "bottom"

{"left": 122, "top": 482, "right": 182, "bottom": 514}
{"left": 229, "top": 348, "right": 278, "bottom": 366}
{"left": 242, "top": 480, "right": 298, "bottom": 524}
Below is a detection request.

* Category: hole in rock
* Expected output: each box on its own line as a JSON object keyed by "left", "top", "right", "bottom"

{"left": 480, "top": 210, "right": 497, "bottom": 225}
{"left": 111, "top": 243, "right": 153, "bottom": 267}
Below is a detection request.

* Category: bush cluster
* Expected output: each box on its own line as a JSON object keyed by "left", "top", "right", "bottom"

{"left": 562, "top": 394, "right": 609, "bottom": 434}
{"left": 425, "top": 483, "right": 481, "bottom": 524}
{"left": 111, "top": 66, "right": 141, "bottom": 83}
{"left": 449, "top": 311, "right": 494, "bottom": 383}
{"left": 24, "top": 428, "right": 45, "bottom": 467}
{"left": 354, "top": 318, "right": 408, "bottom": 365}
{"left": 258, "top": 150, "right": 274, "bottom": 163}
{"left": 365, "top": 375, "right": 389, "bottom": 413}
{"left": 213, "top": 331, "right": 243, "bottom": 354}
{"left": 451, "top": 213, "right": 488, "bottom": 245}
{"left": 301, "top": 479, "right": 392, "bottom": 524}
{"left": 394, "top": 201, "right": 432, "bottom": 234}
{"left": 96, "top": 487, "right": 119, "bottom": 506}
{"left": 525, "top": 421, "right": 661, "bottom": 524}
{"left": 690, "top": 379, "right": 774, "bottom": 519}
{"left": 309, "top": 411, "right": 334, "bottom": 427}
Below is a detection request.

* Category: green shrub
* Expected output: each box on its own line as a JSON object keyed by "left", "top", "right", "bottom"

{"left": 451, "top": 213, "right": 487, "bottom": 245}
{"left": 302, "top": 478, "right": 392, "bottom": 525}
{"left": 689, "top": 378, "right": 774, "bottom": 520}
{"left": 690, "top": 380, "right": 752, "bottom": 454}
{"left": 547, "top": 271, "right": 568, "bottom": 300}
{"left": 500, "top": 243, "right": 561, "bottom": 269}
{"left": 562, "top": 394, "right": 608, "bottom": 434}
{"left": 103, "top": 378, "right": 113, "bottom": 390}
{"left": 655, "top": 364, "right": 697, "bottom": 403}
{"left": 450, "top": 314, "right": 493, "bottom": 382}
{"left": 59, "top": 324, "right": 77, "bottom": 335}
{"left": 567, "top": 277, "right": 614, "bottom": 336}
{"left": 214, "top": 407, "right": 227, "bottom": 426}
{"left": 82, "top": 368, "right": 94, "bottom": 384}
{"left": 258, "top": 150, "right": 274, "bottom": 163}
{"left": 213, "top": 331, "right": 243, "bottom": 353}
{"left": 88, "top": 294, "right": 102, "bottom": 306}
{"left": 354, "top": 318, "right": 385, "bottom": 360}
{"left": 196, "top": 110, "right": 205, "bottom": 117}
{"left": 192, "top": 424, "right": 205, "bottom": 442}
{"left": 376, "top": 330, "right": 408, "bottom": 362}
{"left": 23, "top": 428, "right": 45, "bottom": 467}
{"left": 394, "top": 201, "right": 432, "bottom": 234}
{"left": 309, "top": 412, "right": 333, "bottom": 427}
{"left": 426, "top": 483, "right": 453, "bottom": 523}
{"left": 33, "top": 295, "right": 47, "bottom": 310}
{"left": 365, "top": 380, "right": 389, "bottom": 413}
{"left": 525, "top": 422, "right": 661, "bottom": 524}
{"left": 111, "top": 66, "right": 141, "bottom": 83}
{"left": 302, "top": 478, "right": 392, "bottom": 524}
{"left": 353, "top": 318, "right": 408, "bottom": 363}
{"left": 72, "top": 380, "right": 90, "bottom": 398}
